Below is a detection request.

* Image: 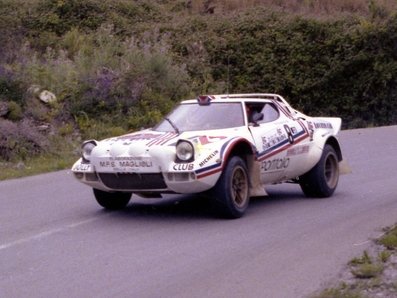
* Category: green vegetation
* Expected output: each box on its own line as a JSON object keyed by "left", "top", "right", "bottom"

{"left": 1, "top": 0, "right": 397, "bottom": 178}
{"left": 311, "top": 286, "right": 365, "bottom": 298}
{"left": 378, "top": 226, "right": 397, "bottom": 249}
{"left": 312, "top": 224, "right": 397, "bottom": 298}
{"left": 348, "top": 251, "right": 384, "bottom": 279}
{"left": 0, "top": 152, "right": 78, "bottom": 180}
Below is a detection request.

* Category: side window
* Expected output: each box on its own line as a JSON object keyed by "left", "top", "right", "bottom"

{"left": 259, "top": 103, "right": 279, "bottom": 123}
{"left": 246, "top": 103, "right": 264, "bottom": 124}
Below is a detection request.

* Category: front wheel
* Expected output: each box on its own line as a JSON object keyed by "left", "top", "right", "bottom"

{"left": 299, "top": 144, "right": 339, "bottom": 198}
{"left": 93, "top": 188, "right": 132, "bottom": 210}
{"left": 210, "top": 156, "right": 250, "bottom": 218}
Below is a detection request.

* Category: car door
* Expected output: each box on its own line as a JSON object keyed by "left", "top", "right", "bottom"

{"left": 247, "top": 101, "right": 313, "bottom": 183}
{"left": 247, "top": 102, "right": 291, "bottom": 184}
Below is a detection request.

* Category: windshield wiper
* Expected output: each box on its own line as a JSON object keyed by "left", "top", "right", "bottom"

{"left": 164, "top": 117, "right": 180, "bottom": 134}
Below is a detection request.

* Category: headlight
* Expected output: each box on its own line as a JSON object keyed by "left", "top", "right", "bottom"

{"left": 176, "top": 140, "right": 194, "bottom": 162}
{"left": 82, "top": 140, "right": 97, "bottom": 162}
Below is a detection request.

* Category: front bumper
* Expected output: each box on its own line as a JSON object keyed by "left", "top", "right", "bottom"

{"left": 71, "top": 159, "right": 220, "bottom": 194}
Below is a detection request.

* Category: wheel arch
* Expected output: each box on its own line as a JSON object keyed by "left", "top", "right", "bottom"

{"left": 223, "top": 139, "right": 256, "bottom": 168}
{"left": 325, "top": 136, "right": 343, "bottom": 162}
{"left": 220, "top": 139, "right": 257, "bottom": 188}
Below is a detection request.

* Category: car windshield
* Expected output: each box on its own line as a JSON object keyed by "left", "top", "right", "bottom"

{"left": 154, "top": 102, "right": 244, "bottom": 132}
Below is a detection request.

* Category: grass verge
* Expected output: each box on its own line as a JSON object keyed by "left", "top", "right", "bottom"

{"left": 311, "top": 225, "right": 397, "bottom": 298}
{"left": 0, "top": 148, "right": 79, "bottom": 181}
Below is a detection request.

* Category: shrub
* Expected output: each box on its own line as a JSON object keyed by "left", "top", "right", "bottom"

{"left": 74, "top": 112, "right": 126, "bottom": 140}
{"left": 70, "top": 27, "right": 189, "bottom": 122}
{"left": 7, "top": 101, "right": 23, "bottom": 121}
{"left": 378, "top": 250, "right": 392, "bottom": 263}
{"left": 23, "top": 0, "right": 106, "bottom": 36}
{"left": 379, "top": 226, "right": 397, "bottom": 250}
{"left": 0, "top": 66, "right": 25, "bottom": 105}
{"left": 349, "top": 251, "right": 384, "bottom": 279}
{"left": 0, "top": 119, "right": 48, "bottom": 161}
{"left": 351, "top": 263, "right": 384, "bottom": 279}
{"left": 172, "top": 8, "right": 397, "bottom": 127}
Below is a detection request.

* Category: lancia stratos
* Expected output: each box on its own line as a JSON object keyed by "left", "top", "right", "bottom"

{"left": 72, "top": 93, "right": 344, "bottom": 218}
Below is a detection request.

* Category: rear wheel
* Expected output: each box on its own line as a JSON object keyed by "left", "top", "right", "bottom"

{"left": 93, "top": 188, "right": 131, "bottom": 210}
{"left": 299, "top": 144, "right": 339, "bottom": 198}
{"left": 210, "top": 156, "right": 250, "bottom": 218}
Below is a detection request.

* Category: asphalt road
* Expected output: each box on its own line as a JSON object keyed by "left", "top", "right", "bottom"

{"left": 1, "top": 126, "right": 397, "bottom": 298}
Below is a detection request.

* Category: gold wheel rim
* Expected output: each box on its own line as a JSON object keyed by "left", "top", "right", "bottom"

{"left": 325, "top": 153, "right": 339, "bottom": 189}
{"left": 231, "top": 166, "right": 248, "bottom": 208}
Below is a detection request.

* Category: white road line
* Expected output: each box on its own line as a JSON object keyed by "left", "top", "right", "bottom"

{"left": 353, "top": 232, "right": 387, "bottom": 246}
{"left": 0, "top": 216, "right": 101, "bottom": 251}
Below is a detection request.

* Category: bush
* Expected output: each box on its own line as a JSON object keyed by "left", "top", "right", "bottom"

{"left": 7, "top": 101, "right": 23, "bottom": 121}
{"left": 23, "top": 0, "right": 107, "bottom": 36}
{"left": 69, "top": 27, "right": 189, "bottom": 126}
{"left": 349, "top": 250, "right": 384, "bottom": 279}
{"left": 172, "top": 8, "right": 397, "bottom": 128}
{"left": 3, "top": 0, "right": 397, "bottom": 145}
{"left": 0, "top": 66, "right": 25, "bottom": 105}
{"left": 351, "top": 263, "right": 384, "bottom": 279}
{"left": 0, "top": 119, "right": 48, "bottom": 161}
{"left": 379, "top": 226, "right": 397, "bottom": 250}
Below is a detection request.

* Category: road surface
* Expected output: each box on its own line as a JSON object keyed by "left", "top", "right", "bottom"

{"left": 1, "top": 126, "right": 397, "bottom": 297}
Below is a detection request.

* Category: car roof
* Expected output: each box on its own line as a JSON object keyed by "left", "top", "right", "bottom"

{"left": 181, "top": 93, "right": 291, "bottom": 106}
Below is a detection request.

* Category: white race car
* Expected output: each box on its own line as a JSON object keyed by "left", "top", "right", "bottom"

{"left": 72, "top": 93, "right": 343, "bottom": 218}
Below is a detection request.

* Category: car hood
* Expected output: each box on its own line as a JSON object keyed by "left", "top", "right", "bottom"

{"left": 88, "top": 128, "right": 249, "bottom": 174}
{"left": 91, "top": 128, "right": 247, "bottom": 159}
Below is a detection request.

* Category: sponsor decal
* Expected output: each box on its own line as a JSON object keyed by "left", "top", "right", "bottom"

{"left": 287, "top": 145, "right": 310, "bottom": 156}
{"left": 118, "top": 160, "right": 152, "bottom": 168}
{"left": 284, "top": 124, "right": 294, "bottom": 144}
{"left": 111, "top": 132, "right": 177, "bottom": 146}
{"left": 256, "top": 120, "right": 310, "bottom": 162}
{"left": 197, "top": 136, "right": 226, "bottom": 145}
{"left": 195, "top": 137, "right": 241, "bottom": 179}
{"left": 261, "top": 157, "right": 290, "bottom": 172}
{"left": 307, "top": 121, "right": 314, "bottom": 141}
{"left": 199, "top": 150, "right": 219, "bottom": 167}
{"left": 147, "top": 132, "right": 177, "bottom": 146}
{"left": 99, "top": 160, "right": 116, "bottom": 168}
{"left": 173, "top": 163, "right": 194, "bottom": 171}
{"left": 115, "top": 133, "right": 160, "bottom": 142}
{"left": 100, "top": 156, "right": 153, "bottom": 168}
{"left": 169, "top": 135, "right": 227, "bottom": 147}
{"left": 314, "top": 122, "right": 333, "bottom": 129}
{"left": 73, "top": 164, "right": 92, "bottom": 172}
{"left": 262, "top": 130, "right": 287, "bottom": 150}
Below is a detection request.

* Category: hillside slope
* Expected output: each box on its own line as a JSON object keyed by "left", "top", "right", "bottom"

{"left": 0, "top": 0, "right": 397, "bottom": 165}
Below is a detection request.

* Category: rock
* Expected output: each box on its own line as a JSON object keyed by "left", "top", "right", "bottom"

{"left": 39, "top": 90, "right": 57, "bottom": 104}
{"left": 28, "top": 84, "right": 41, "bottom": 96}
{"left": 37, "top": 124, "right": 51, "bottom": 132}
{"left": 15, "top": 161, "right": 25, "bottom": 170}
{"left": 0, "top": 101, "right": 9, "bottom": 117}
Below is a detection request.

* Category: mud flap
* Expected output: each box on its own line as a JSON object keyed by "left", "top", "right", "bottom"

{"left": 248, "top": 159, "right": 268, "bottom": 197}
{"left": 339, "top": 159, "right": 352, "bottom": 175}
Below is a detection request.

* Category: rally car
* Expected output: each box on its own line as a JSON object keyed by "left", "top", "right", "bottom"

{"left": 72, "top": 93, "right": 343, "bottom": 218}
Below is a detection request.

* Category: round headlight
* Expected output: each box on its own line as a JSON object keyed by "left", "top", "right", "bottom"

{"left": 82, "top": 140, "right": 97, "bottom": 162}
{"left": 176, "top": 140, "right": 194, "bottom": 162}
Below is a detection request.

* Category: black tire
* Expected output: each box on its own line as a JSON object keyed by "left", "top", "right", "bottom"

{"left": 299, "top": 144, "right": 339, "bottom": 198}
{"left": 210, "top": 156, "right": 250, "bottom": 218}
{"left": 93, "top": 188, "right": 131, "bottom": 210}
